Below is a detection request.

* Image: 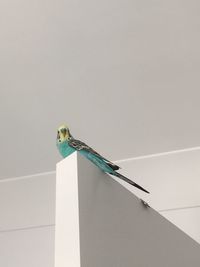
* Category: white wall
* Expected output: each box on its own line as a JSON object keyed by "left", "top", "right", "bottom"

{"left": 116, "top": 147, "right": 200, "bottom": 243}
{"left": 0, "top": 227, "right": 54, "bottom": 267}
{"left": 0, "top": 148, "right": 199, "bottom": 266}
{"left": 0, "top": 173, "right": 55, "bottom": 267}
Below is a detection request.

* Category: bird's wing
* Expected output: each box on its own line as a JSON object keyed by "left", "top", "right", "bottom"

{"left": 68, "top": 138, "right": 120, "bottom": 170}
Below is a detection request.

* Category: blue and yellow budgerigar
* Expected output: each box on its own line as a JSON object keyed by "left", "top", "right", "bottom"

{"left": 56, "top": 124, "right": 149, "bottom": 193}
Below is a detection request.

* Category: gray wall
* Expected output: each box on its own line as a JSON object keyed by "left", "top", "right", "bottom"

{"left": 0, "top": 148, "right": 200, "bottom": 266}
{"left": 76, "top": 153, "right": 200, "bottom": 267}
{"left": 0, "top": 174, "right": 55, "bottom": 267}
{"left": 1, "top": 0, "right": 200, "bottom": 179}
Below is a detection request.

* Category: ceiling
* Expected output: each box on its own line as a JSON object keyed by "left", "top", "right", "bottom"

{"left": 0, "top": 0, "right": 200, "bottom": 179}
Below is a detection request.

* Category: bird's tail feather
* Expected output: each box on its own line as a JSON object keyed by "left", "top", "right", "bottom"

{"left": 107, "top": 162, "right": 120, "bottom": 171}
{"left": 113, "top": 172, "right": 150, "bottom": 194}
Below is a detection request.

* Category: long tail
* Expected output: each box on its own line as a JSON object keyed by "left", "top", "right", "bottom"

{"left": 113, "top": 172, "right": 150, "bottom": 194}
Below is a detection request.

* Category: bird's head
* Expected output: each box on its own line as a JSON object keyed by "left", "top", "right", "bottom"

{"left": 57, "top": 124, "right": 71, "bottom": 143}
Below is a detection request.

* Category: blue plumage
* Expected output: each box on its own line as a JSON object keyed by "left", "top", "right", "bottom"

{"left": 56, "top": 124, "right": 149, "bottom": 194}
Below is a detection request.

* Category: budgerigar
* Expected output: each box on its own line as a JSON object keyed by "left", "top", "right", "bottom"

{"left": 56, "top": 124, "right": 149, "bottom": 193}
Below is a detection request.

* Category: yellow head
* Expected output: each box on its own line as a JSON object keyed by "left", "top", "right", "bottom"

{"left": 57, "top": 124, "right": 71, "bottom": 143}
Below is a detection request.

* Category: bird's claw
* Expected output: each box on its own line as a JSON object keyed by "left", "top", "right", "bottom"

{"left": 140, "top": 199, "right": 150, "bottom": 208}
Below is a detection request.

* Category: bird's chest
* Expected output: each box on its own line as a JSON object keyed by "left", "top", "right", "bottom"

{"left": 57, "top": 142, "right": 75, "bottom": 158}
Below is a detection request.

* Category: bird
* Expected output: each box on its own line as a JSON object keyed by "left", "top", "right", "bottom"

{"left": 56, "top": 124, "right": 149, "bottom": 194}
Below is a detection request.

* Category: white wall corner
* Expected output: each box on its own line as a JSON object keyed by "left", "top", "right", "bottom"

{"left": 55, "top": 152, "right": 200, "bottom": 267}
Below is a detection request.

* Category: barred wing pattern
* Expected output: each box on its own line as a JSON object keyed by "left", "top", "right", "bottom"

{"left": 68, "top": 138, "right": 120, "bottom": 171}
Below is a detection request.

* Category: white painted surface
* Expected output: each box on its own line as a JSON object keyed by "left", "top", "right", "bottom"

{"left": 1, "top": 0, "right": 200, "bottom": 179}
{"left": 55, "top": 152, "right": 200, "bottom": 267}
{"left": 115, "top": 148, "right": 200, "bottom": 211}
{"left": 0, "top": 173, "right": 55, "bottom": 231}
{"left": 0, "top": 149, "right": 199, "bottom": 266}
{"left": 160, "top": 207, "right": 200, "bottom": 244}
{"left": 0, "top": 226, "right": 55, "bottom": 267}
{"left": 55, "top": 153, "right": 80, "bottom": 267}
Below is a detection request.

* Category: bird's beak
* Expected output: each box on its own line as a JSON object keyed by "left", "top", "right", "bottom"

{"left": 61, "top": 128, "right": 67, "bottom": 137}
{"left": 57, "top": 132, "right": 60, "bottom": 140}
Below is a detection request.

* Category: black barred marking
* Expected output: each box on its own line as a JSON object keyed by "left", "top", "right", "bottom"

{"left": 68, "top": 138, "right": 120, "bottom": 171}
{"left": 68, "top": 137, "right": 149, "bottom": 193}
